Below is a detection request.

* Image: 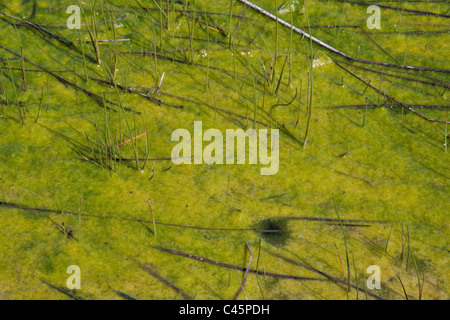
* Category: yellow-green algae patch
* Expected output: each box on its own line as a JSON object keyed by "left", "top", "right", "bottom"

{"left": 0, "top": 0, "right": 448, "bottom": 299}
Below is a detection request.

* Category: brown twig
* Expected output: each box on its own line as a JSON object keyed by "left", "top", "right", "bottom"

{"left": 332, "top": 60, "right": 450, "bottom": 124}
{"left": 139, "top": 264, "right": 193, "bottom": 300}
{"left": 0, "top": 45, "right": 126, "bottom": 112}
{"left": 149, "top": 245, "right": 324, "bottom": 282}
{"left": 333, "top": 169, "right": 376, "bottom": 190}
{"left": 234, "top": 242, "right": 253, "bottom": 300}
{"left": 265, "top": 249, "right": 384, "bottom": 300}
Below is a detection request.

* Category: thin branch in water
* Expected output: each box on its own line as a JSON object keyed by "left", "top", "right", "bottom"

{"left": 333, "top": 169, "right": 376, "bottom": 190}
{"left": 90, "top": 77, "right": 182, "bottom": 109}
{"left": 139, "top": 263, "right": 193, "bottom": 300}
{"left": 115, "top": 291, "right": 137, "bottom": 300}
{"left": 264, "top": 249, "right": 384, "bottom": 300}
{"left": 325, "top": 104, "right": 450, "bottom": 110}
{"left": 149, "top": 245, "right": 324, "bottom": 282}
{"left": 333, "top": 0, "right": 450, "bottom": 18}
{"left": 236, "top": 0, "right": 450, "bottom": 73}
{"left": 0, "top": 45, "right": 123, "bottom": 111}
{"left": 332, "top": 60, "right": 450, "bottom": 124}
{"left": 234, "top": 242, "right": 253, "bottom": 300}
{"left": 0, "top": 201, "right": 280, "bottom": 233}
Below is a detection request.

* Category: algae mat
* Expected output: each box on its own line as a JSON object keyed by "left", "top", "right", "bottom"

{"left": 0, "top": 0, "right": 448, "bottom": 300}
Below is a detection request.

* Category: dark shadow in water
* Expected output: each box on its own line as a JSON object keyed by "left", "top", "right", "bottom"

{"left": 254, "top": 218, "right": 290, "bottom": 247}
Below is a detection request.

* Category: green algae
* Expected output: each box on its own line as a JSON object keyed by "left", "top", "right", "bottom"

{"left": 0, "top": 0, "right": 448, "bottom": 300}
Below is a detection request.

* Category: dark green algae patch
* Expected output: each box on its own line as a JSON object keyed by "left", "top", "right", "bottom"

{"left": 0, "top": 0, "right": 448, "bottom": 299}
{"left": 255, "top": 218, "right": 291, "bottom": 247}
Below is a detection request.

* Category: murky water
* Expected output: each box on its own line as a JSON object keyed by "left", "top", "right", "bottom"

{"left": 0, "top": 0, "right": 448, "bottom": 299}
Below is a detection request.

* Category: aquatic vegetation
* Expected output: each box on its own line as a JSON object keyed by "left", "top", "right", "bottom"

{"left": 0, "top": 0, "right": 448, "bottom": 300}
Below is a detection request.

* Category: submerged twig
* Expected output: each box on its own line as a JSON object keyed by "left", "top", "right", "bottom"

{"left": 333, "top": 169, "right": 376, "bottom": 190}
{"left": 333, "top": 60, "right": 450, "bottom": 124}
{"left": 0, "top": 201, "right": 282, "bottom": 233}
{"left": 0, "top": 45, "right": 124, "bottom": 111}
{"left": 237, "top": 0, "right": 450, "bottom": 73}
{"left": 90, "top": 77, "right": 182, "bottom": 109}
{"left": 234, "top": 242, "right": 253, "bottom": 300}
{"left": 149, "top": 245, "right": 324, "bottom": 282}
{"left": 265, "top": 249, "right": 384, "bottom": 300}
{"left": 139, "top": 264, "right": 193, "bottom": 300}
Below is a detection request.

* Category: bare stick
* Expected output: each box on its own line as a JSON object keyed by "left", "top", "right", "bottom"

{"left": 149, "top": 245, "right": 323, "bottom": 282}
{"left": 234, "top": 242, "right": 253, "bottom": 300}
{"left": 333, "top": 169, "right": 376, "bottom": 190}
{"left": 139, "top": 264, "right": 193, "bottom": 299}
{"left": 333, "top": 60, "right": 450, "bottom": 124}
{"left": 0, "top": 45, "right": 122, "bottom": 111}
{"left": 265, "top": 249, "right": 384, "bottom": 300}
{"left": 237, "top": 0, "right": 450, "bottom": 73}
{"left": 333, "top": 0, "right": 450, "bottom": 18}
{"left": 0, "top": 201, "right": 281, "bottom": 233}
{"left": 237, "top": 0, "right": 351, "bottom": 58}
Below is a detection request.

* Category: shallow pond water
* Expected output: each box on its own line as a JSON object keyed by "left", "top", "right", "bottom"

{"left": 0, "top": 0, "right": 448, "bottom": 299}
